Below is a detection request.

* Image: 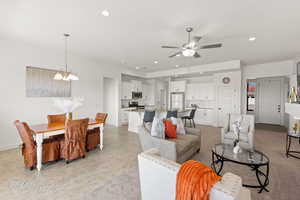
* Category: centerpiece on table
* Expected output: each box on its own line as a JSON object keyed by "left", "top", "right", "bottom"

{"left": 232, "top": 118, "right": 242, "bottom": 154}
{"left": 53, "top": 97, "right": 84, "bottom": 119}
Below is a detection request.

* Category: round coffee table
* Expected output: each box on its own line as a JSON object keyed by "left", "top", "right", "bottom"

{"left": 211, "top": 144, "right": 270, "bottom": 193}
{"left": 286, "top": 132, "right": 300, "bottom": 159}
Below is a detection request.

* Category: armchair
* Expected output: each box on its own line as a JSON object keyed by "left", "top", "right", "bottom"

{"left": 221, "top": 114, "right": 255, "bottom": 150}
{"left": 138, "top": 149, "right": 251, "bottom": 200}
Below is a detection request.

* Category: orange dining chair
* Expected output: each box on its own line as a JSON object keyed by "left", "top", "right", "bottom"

{"left": 59, "top": 118, "right": 89, "bottom": 164}
{"left": 86, "top": 113, "right": 108, "bottom": 151}
{"left": 14, "top": 120, "right": 60, "bottom": 170}
{"left": 47, "top": 113, "right": 66, "bottom": 139}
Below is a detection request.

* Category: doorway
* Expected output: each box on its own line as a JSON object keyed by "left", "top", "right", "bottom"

{"left": 103, "top": 77, "right": 118, "bottom": 126}
{"left": 217, "top": 86, "right": 239, "bottom": 126}
{"left": 256, "top": 77, "right": 284, "bottom": 125}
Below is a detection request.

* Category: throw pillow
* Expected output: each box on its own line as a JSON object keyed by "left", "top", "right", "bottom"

{"left": 143, "top": 122, "right": 152, "bottom": 133}
{"left": 151, "top": 117, "right": 165, "bottom": 139}
{"left": 163, "top": 119, "right": 177, "bottom": 139}
{"left": 170, "top": 117, "right": 186, "bottom": 135}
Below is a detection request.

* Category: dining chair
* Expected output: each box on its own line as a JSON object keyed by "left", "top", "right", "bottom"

{"left": 47, "top": 113, "right": 66, "bottom": 124}
{"left": 59, "top": 118, "right": 89, "bottom": 164}
{"left": 181, "top": 109, "right": 196, "bottom": 128}
{"left": 14, "top": 120, "right": 60, "bottom": 170}
{"left": 86, "top": 113, "right": 108, "bottom": 151}
{"left": 47, "top": 113, "right": 66, "bottom": 140}
{"left": 166, "top": 110, "right": 178, "bottom": 118}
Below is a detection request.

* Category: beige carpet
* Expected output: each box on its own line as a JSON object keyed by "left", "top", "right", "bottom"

{"left": 0, "top": 124, "right": 299, "bottom": 200}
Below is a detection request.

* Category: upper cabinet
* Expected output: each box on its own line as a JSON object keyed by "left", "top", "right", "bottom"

{"left": 132, "top": 80, "right": 142, "bottom": 92}
{"left": 186, "top": 83, "right": 215, "bottom": 100}
{"left": 170, "top": 81, "right": 186, "bottom": 92}
{"left": 122, "top": 81, "right": 133, "bottom": 100}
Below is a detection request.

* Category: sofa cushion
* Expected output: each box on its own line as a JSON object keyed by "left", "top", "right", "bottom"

{"left": 151, "top": 118, "right": 165, "bottom": 139}
{"left": 163, "top": 119, "right": 177, "bottom": 139}
{"left": 224, "top": 131, "right": 249, "bottom": 143}
{"left": 168, "top": 134, "right": 199, "bottom": 157}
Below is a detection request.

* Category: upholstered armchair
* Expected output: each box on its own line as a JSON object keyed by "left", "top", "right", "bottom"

{"left": 138, "top": 149, "right": 251, "bottom": 200}
{"left": 221, "top": 114, "right": 255, "bottom": 150}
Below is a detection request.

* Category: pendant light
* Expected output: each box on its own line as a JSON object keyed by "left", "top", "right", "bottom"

{"left": 54, "top": 33, "right": 79, "bottom": 81}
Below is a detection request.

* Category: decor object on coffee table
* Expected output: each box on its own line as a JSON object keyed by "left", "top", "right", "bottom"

{"left": 211, "top": 144, "right": 269, "bottom": 193}
{"left": 138, "top": 148, "right": 251, "bottom": 200}
{"left": 286, "top": 131, "right": 300, "bottom": 159}
{"left": 221, "top": 114, "right": 255, "bottom": 150}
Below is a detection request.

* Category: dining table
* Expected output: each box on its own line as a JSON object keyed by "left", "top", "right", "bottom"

{"left": 29, "top": 119, "right": 104, "bottom": 171}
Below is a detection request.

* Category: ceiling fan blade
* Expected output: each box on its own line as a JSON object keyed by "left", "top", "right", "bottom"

{"left": 200, "top": 43, "right": 222, "bottom": 49}
{"left": 193, "top": 52, "right": 201, "bottom": 58}
{"left": 193, "top": 36, "right": 202, "bottom": 42}
{"left": 161, "top": 45, "right": 180, "bottom": 49}
{"left": 169, "top": 51, "right": 182, "bottom": 58}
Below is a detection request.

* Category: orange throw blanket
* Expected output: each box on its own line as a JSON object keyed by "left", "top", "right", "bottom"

{"left": 176, "top": 160, "right": 221, "bottom": 200}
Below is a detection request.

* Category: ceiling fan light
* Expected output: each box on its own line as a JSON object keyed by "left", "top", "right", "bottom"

{"left": 182, "top": 49, "right": 195, "bottom": 57}
{"left": 54, "top": 72, "right": 63, "bottom": 80}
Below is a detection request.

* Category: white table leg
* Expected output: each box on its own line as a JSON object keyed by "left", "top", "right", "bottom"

{"left": 100, "top": 124, "right": 104, "bottom": 151}
{"left": 36, "top": 134, "right": 43, "bottom": 171}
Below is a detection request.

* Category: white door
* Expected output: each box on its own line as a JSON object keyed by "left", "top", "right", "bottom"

{"left": 257, "top": 78, "right": 282, "bottom": 125}
{"left": 217, "top": 86, "right": 238, "bottom": 126}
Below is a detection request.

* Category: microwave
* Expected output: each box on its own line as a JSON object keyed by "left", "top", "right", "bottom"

{"left": 132, "top": 92, "right": 142, "bottom": 99}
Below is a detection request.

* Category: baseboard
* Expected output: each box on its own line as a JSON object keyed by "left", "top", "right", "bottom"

{"left": 0, "top": 143, "right": 20, "bottom": 151}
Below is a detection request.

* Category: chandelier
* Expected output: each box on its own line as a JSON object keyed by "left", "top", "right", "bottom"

{"left": 54, "top": 34, "right": 79, "bottom": 81}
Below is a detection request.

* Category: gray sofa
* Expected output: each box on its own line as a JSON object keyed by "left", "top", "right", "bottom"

{"left": 138, "top": 126, "right": 201, "bottom": 163}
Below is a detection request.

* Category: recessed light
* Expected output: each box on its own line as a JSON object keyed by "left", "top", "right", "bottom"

{"left": 199, "top": 71, "right": 203, "bottom": 74}
{"left": 135, "top": 66, "right": 140, "bottom": 70}
{"left": 176, "top": 54, "right": 181, "bottom": 57}
{"left": 175, "top": 65, "right": 179, "bottom": 68}
{"left": 249, "top": 37, "right": 256, "bottom": 41}
{"left": 101, "top": 10, "right": 110, "bottom": 17}
{"left": 154, "top": 61, "right": 158, "bottom": 64}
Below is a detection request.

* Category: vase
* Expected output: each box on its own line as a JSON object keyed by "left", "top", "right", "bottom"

{"left": 233, "top": 142, "right": 242, "bottom": 154}
{"left": 67, "top": 112, "right": 73, "bottom": 120}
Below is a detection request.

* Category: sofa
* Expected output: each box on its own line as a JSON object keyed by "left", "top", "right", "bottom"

{"left": 221, "top": 114, "right": 255, "bottom": 150}
{"left": 138, "top": 126, "right": 201, "bottom": 163}
{"left": 138, "top": 149, "right": 251, "bottom": 200}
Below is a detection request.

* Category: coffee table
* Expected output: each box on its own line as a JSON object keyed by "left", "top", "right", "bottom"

{"left": 286, "top": 132, "right": 300, "bottom": 159}
{"left": 211, "top": 144, "right": 270, "bottom": 193}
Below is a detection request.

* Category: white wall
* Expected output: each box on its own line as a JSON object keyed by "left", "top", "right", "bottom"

{"left": 0, "top": 39, "right": 130, "bottom": 150}
{"left": 241, "top": 60, "right": 294, "bottom": 114}
{"left": 103, "top": 77, "right": 118, "bottom": 126}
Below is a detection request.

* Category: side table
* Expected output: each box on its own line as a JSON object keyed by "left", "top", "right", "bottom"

{"left": 286, "top": 132, "right": 300, "bottom": 159}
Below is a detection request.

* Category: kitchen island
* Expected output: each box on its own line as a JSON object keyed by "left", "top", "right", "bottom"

{"left": 128, "top": 109, "right": 191, "bottom": 133}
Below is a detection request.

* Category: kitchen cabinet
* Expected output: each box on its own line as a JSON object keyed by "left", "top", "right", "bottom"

{"left": 132, "top": 80, "right": 142, "bottom": 92}
{"left": 170, "top": 81, "right": 186, "bottom": 92}
{"left": 120, "top": 109, "right": 129, "bottom": 125}
{"left": 186, "top": 83, "right": 215, "bottom": 100}
{"left": 194, "top": 109, "right": 215, "bottom": 125}
{"left": 122, "top": 82, "right": 133, "bottom": 100}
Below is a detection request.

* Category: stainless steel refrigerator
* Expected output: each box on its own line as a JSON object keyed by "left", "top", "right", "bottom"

{"left": 170, "top": 92, "right": 185, "bottom": 110}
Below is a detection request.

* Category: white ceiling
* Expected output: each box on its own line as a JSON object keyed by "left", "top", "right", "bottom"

{"left": 1, "top": 0, "right": 300, "bottom": 72}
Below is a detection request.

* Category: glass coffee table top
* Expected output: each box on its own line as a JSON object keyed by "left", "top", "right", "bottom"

{"left": 212, "top": 144, "right": 269, "bottom": 166}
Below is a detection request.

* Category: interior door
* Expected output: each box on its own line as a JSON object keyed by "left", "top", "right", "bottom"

{"left": 258, "top": 79, "right": 282, "bottom": 125}
{"left": 217, "top": 86, "right": 237, "bottom": 126}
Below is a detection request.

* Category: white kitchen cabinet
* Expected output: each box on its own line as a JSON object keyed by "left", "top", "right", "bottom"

{"left": 194, "top": 109, "right": 215, "bottom": 125}
{"left": 170, "top": 81, "right": 186, "bottom": 92}
{"left": 186, "top": 83, "right": 215, "bottom": 100}
{"left": 120, "top": 109, "right": 129, "bottom": 125}
{"left": 132, "top": 80, "right": 142, "bottom": 92}
{"left": 122, "top": 82, "right": 133, "bottom": 100}
{"left": 186, "top": 84, "right": 199, "bottom": 100}
{"left": 199, "top": 83, "right": 215, "bottom": 100}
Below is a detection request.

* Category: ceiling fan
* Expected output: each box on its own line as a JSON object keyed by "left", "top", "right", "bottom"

{"left": 161, "top": 27, "right": 222, "bottom": 58}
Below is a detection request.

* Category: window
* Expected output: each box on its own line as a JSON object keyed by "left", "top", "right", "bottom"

{"left": 247, "top": 80, "right": 256, "bottom": 112}
{"left": 26, "top": 66, "right": 71, "bottom": 97}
